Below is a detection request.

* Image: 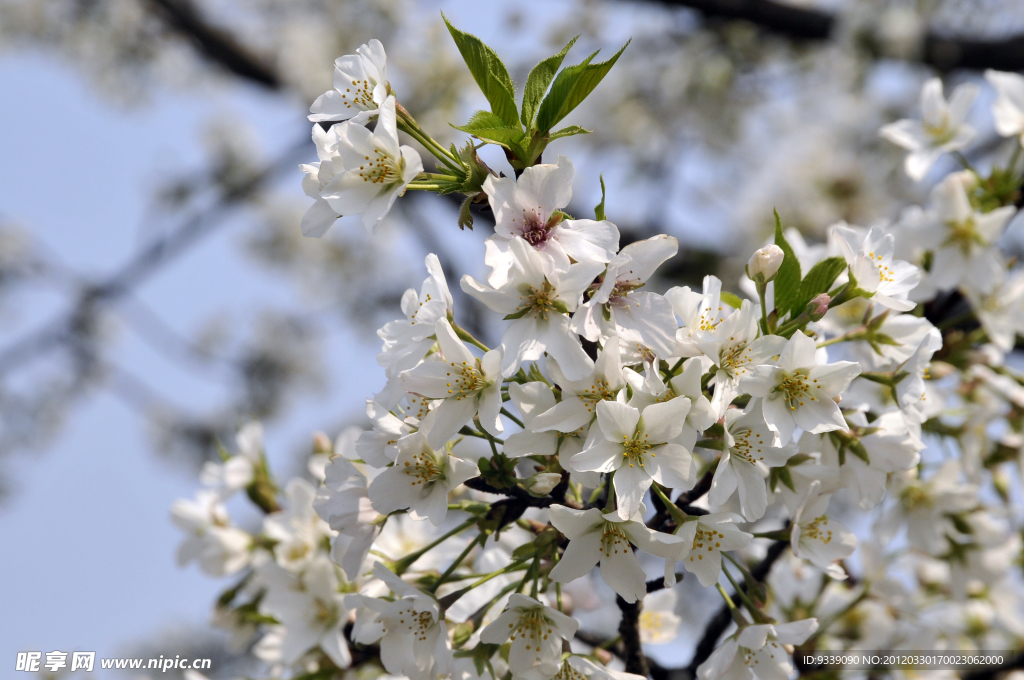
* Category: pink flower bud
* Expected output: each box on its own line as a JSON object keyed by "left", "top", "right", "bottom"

{"left": 808, "top": 293, "right": 831, "bottom": 320}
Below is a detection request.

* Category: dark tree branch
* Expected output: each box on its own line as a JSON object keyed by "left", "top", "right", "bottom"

{"left": 924, "top": 33, "right": 1024, "bottom": 73}
{"left": 648, "top": 0, "right": 833, "bottom": 40}
{"left": 641, "top": 0, "right": 1024, "bottom": 73}
{"left": 147, "top": 0, "right": 282, "bottom": 89}
{"left": 617, "top": 595, "right": 651, "bottom": 677}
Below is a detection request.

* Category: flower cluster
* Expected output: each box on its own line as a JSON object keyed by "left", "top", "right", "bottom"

{"left": 171, "top": 29, "right": 1024, "bottom": 680}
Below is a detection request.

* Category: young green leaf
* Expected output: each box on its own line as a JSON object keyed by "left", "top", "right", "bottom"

{"left": 792, "top": 256, "right": 847, "bottom": 315}
{"left": 452, "top": 110, "right": 527, "bottom": 152}
{"left": 548, "top": 125, "right": 591, "bottom": 140}
{"left": 521, "top": 35, "right": 579, "bottom": 128}
{"left": 457, "top": 195, "right": 475, "bottom": 230}
{"left": 594, "top": 174, "right": 606, "bottom": 221}
{"left": 772, "top": 209, "right": 802, "bottom": 318}
{"left": 535, "top": 40, "right": 630, "bottom": 134}
{"left": 720, "top": 291, "right": 744, "bottom": 309}
{"left": 443, "top": 14, "right": 520, "bottom": 128}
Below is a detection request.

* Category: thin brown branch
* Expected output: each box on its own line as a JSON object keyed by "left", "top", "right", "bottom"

{"left": 147, "top": 0, "right": 282, "bottom": 89}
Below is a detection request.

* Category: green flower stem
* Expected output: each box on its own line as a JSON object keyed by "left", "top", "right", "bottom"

{"left": 722, "top": 561, "right": 763, "bottom": 618}
{"left": 716, "top": 582, "right": 737, "bottom": 610}
{"left": 811, "top": 586, "right": 870, "bottom": 640}
{"left": 952, "top": 150, "right": 976, "bottom": 173}
{"left": 652, "top": 483, "right": 687, "bottom": 525}
{"left": 395, "top": 104, "right": 461, "bottom": 171}
{"left": 466, "top": 578, "right": 524, "bottom": 628}
{"left": 756, "top": 278, "right": 771, "bottom": 336}
{"left": 817, "top": 329, "right": 866, "bottom": 348}
{"left": 458, "top": 426, "right": 504, "bottom": 444}
{"left": 393, "top": 517, "right": 477, "bottom": 574}
{"left": 1008, "top": 142, "right": 1022, "bottom": 174}
{"left": 479, "top": 419, "right": 501, "bottom": 458}
{"left": 500, "top": 407, "right": 525, "bottom": 429}
{"left": 451, "top": 321, "right": 491, "bottom": 352}
{"left": 406, "top": 182, "right": 444, "bottom": 191}
{"left": 752, "top": 529, "right": 791, "bottom": 541}
{"left": 430, "top": 532, "right": 483, "bottom": 594}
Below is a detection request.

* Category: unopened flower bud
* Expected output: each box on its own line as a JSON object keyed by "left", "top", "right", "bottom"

{"left": 807, "top": 293, "right": 830, "bottom": 321}
{"left": 525, "top": 472, "right": 561, "bottom": 497}
{"left": 312, "top": 431, "right": 333, "bottom": 454}
{"left": 747, "top": 244, "right": 784, "bottom": 282}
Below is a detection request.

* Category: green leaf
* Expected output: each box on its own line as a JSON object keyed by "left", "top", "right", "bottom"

{"left": 452, "top": 110, "right": 527, "bottom": 151}
{"left": 791, "top": 256, "right": 847, "bottom": 316}
{"left": 772, "top": 209, "right": 802, "bottom": 319}
{"left": 594, "top": 174, "right": 606, "bottom": 221}
{"left": 521, "top": 35, "right": 579, "bottom": 128}
{"left": 457, "top": 195, "right": 475, "bottom": 231}
{"left": 535, "top": 40, "right": 630, "bottom": 134}
{"left": 720, "top": 291, "right": 744, "bottom": 309}
{"left": 443, "top": 14, "right": 520, "bottom": 128}
{"left": 548, "top": 125, "right": 591, "bottom": 140}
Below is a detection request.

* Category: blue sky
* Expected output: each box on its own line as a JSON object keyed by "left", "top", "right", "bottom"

{"left": 0, "top": 50, "right": 386, "bottom": 671}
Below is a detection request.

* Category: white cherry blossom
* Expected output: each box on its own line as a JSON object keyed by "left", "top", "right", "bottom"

{"left": 741, "top": 331, "right": 859, "bottom": 445}
{"left": 708, "top": 403, "right": 795, "bottom": 521}
{"left": 314, "top": 456, "right": 380, "bottom": 579}
{"left": 503, "top": 381, "right": 559, "bottom": 459}
{"left": 479, "top": 594, "right": 578, "bottom": 679}
{"left": 531, "top": 336, "right": 625, "bottom": 435}
{"left": 367, "top": 433, "right": 477, "bottom": 525}
{"left": 879, "top": 77, "right": 978, "bottom": 181}
{"left": 548, "top": 503, "right": 686, "bottom": 603}
{"left": 264, "top": 478, "right": 336, "bottom": 573}
{"left": 818, "top": 410, "right": 922, "bottom": 510}
{"left": 790, "top": 481, "right": 857, "bottom": 579}
{"left": 666, "top": 513, "right": 752, "bottom": 587}
{"left": 625, "top": 356, "right": 717, "bottom": 451}
{"left": 697, "top": 619, "right": 818, "bottom": 680}
{"left": 462, "top": 237, "right": 603, "bottom": 380}
{"left": 351, "top": 563, "right": 452, "bottom": 680}
{"left": 375, "top": 253, "right": 454, "bottom": 407}
{"left": 401, "top": 318, "right": 503, "bottom": 448}
{"left": 259, "top": 556, "right": 353, "bottom": 668}
{"left": 573, "top": 235, "right": 679, "bottom": 358}
{"left": 667, "top": 274, "right": 729, "bottom": 357}
{"left": 171, "top": 490, "right": 252, "bottom": 577}
{"left": 919, "top": 172, "right": 1014, "bottom": 294}
{"left": 482, "top": 155, "right": 619, "bottom": 274}
{"left": 985, "top": 69, "right": 1024, "bottom": 143}
{"left": 832, "top": 224, "right": 921, "bottom": 311}
{"left": 533, "top": 657, "right": 646, "bottom": 680}
{"left": 570, "top": 398, "right": 694, "bottom": 520}
{"left": 309, "top": 39, "right": 389, "bottom": 124}
{"left": 696, "top": 300, "right": 787, "bottom": 416}
{"left": 199, "top": 420, "right": 262, "bottom": 496}
{"left": 301, "top": 96, "right": 423, "bottom": 236}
